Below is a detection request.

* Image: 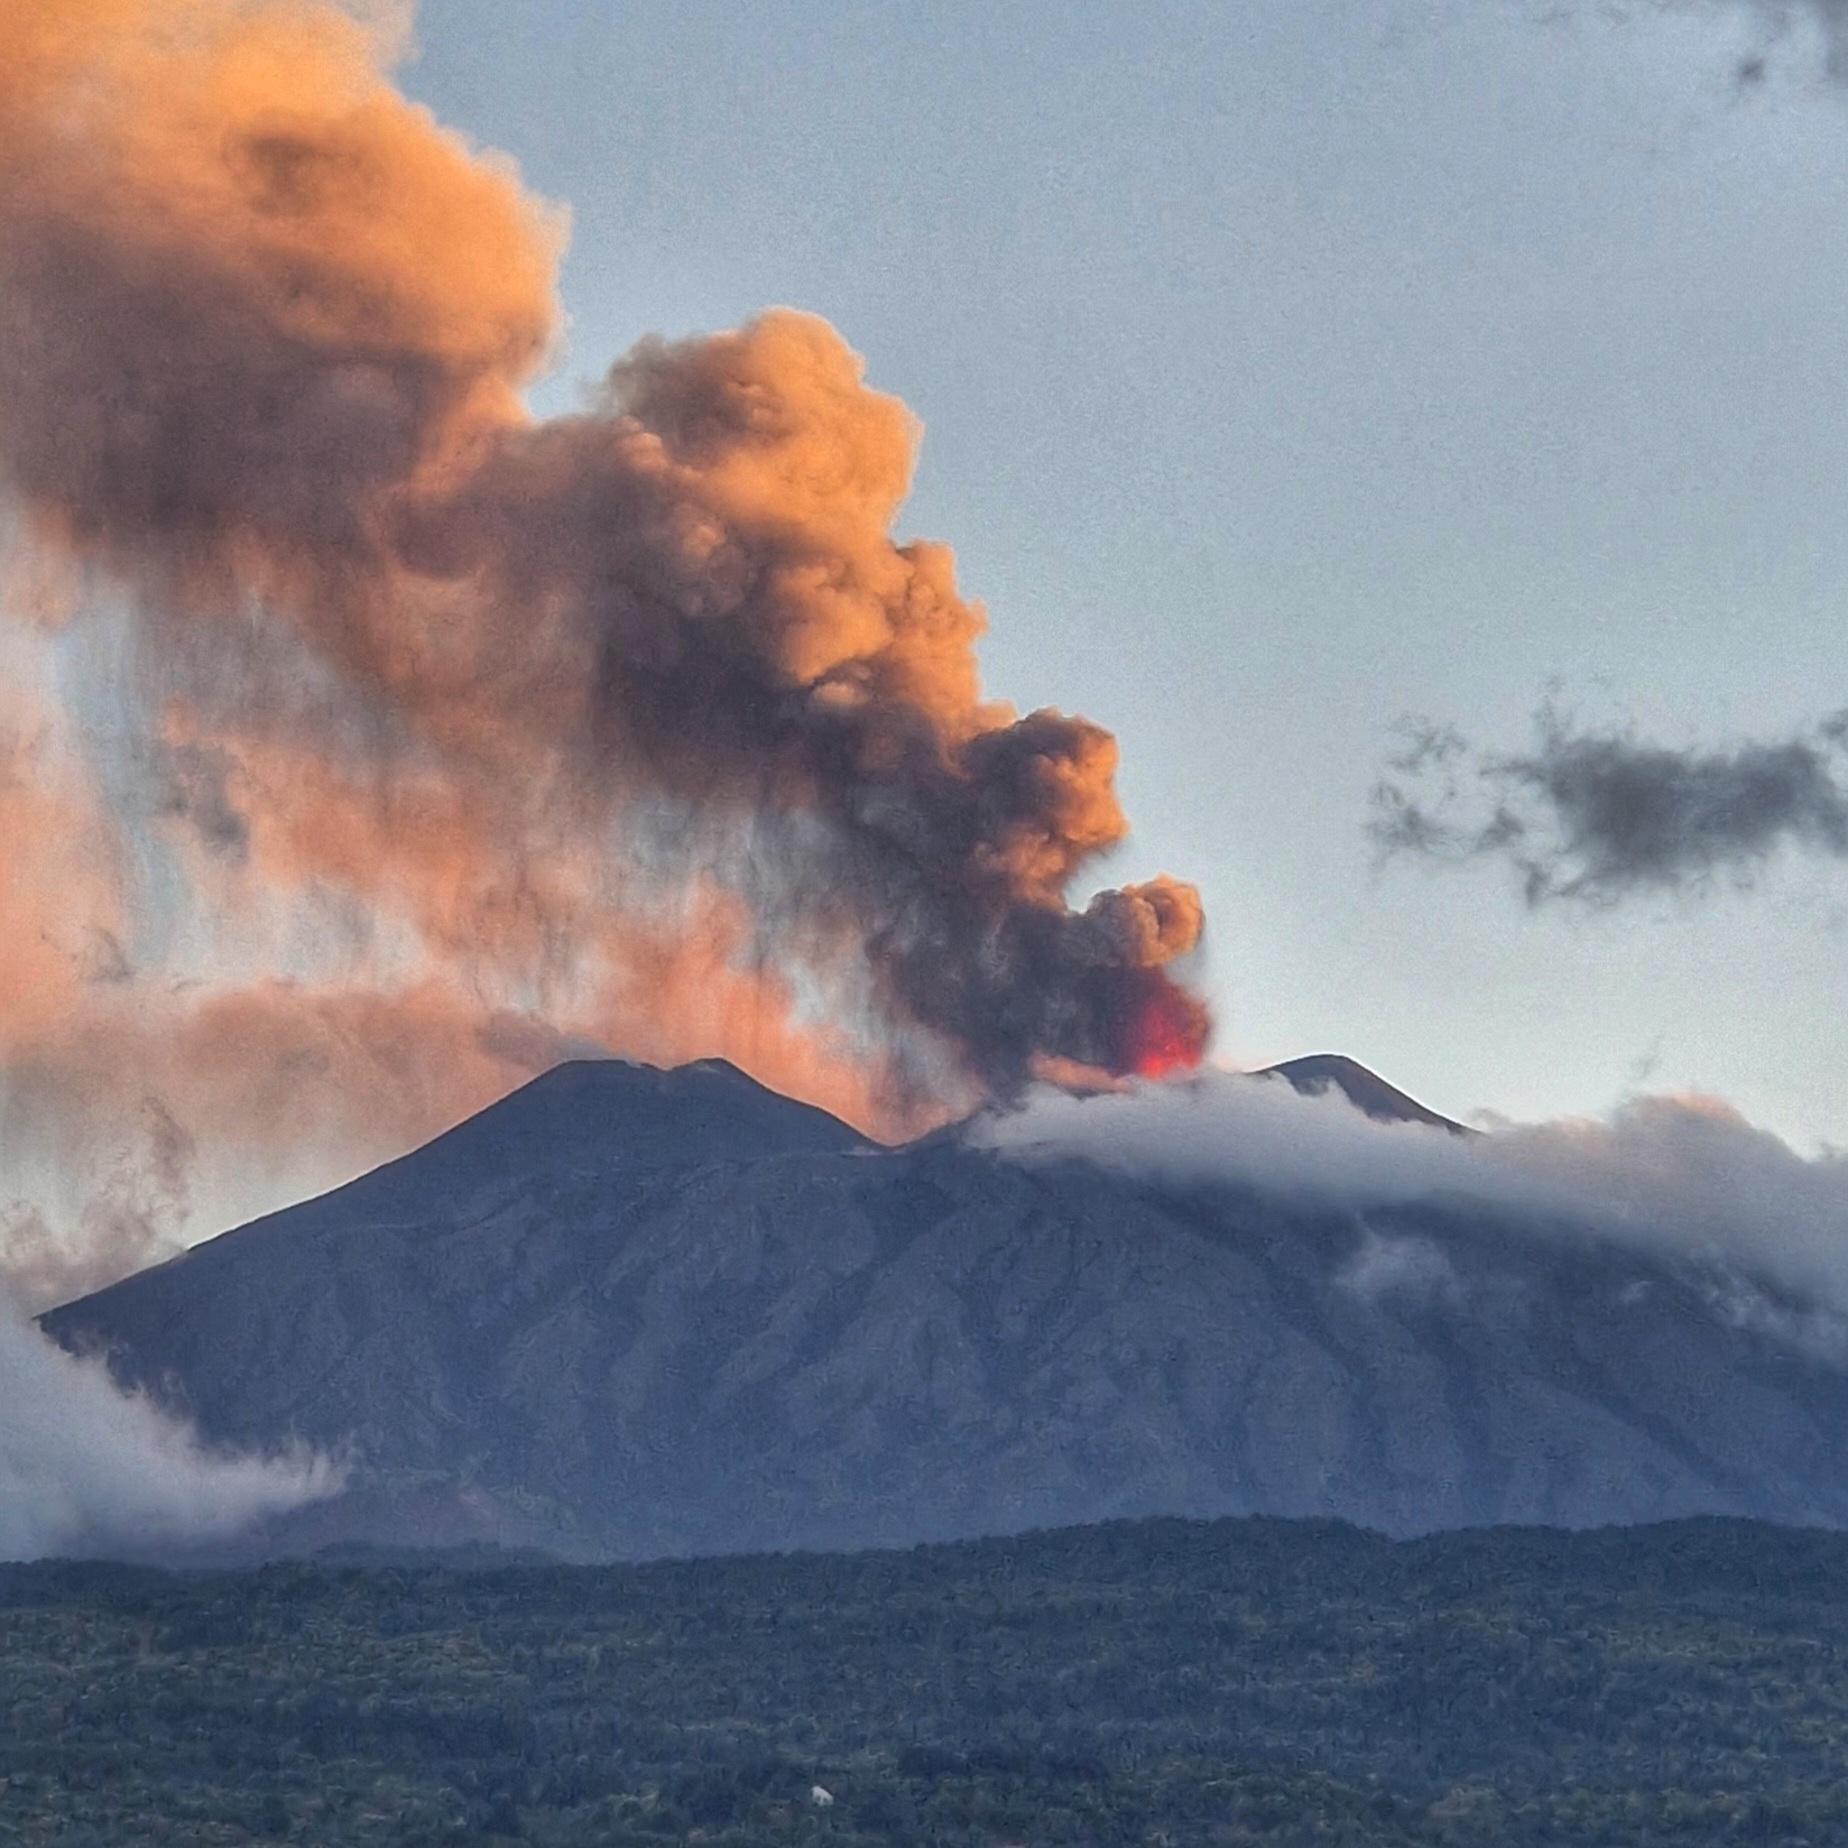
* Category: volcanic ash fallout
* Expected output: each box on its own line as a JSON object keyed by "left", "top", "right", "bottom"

{"left": 0, "top": 0, "right": 1208, "bottom": 1236}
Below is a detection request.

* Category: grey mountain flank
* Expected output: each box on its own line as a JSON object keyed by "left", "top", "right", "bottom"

{"left": 43, "top": 1059, "right": 1848, "bottom": 1559}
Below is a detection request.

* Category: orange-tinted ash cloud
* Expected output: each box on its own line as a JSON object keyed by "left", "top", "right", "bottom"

{"left": 0, "top": 0, "right": 1208, "bottom": 1280}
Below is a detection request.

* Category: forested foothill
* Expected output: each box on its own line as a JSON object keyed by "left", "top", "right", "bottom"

{"left": 4, "top": 1515, "right": 1847, "bottom": 1844}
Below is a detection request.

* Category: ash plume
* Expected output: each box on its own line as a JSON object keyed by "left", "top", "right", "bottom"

{"left": 0, "top": 1097, "right": 193, "bottom": 1310}
{"left": 0, "top": 0, "right": 1208, "bottom": 1287}
{"left": 1369, "top": 706, "right": 1848, "bottom": 904}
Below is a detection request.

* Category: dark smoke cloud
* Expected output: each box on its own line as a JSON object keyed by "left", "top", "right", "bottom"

{"left": 1370, "top": 706, "right": 1848, "bottom": 903}
{"left": 1585, "top": 2, "right": 1848, "bottom": 82}
{"left": 1376, "top": 7, "right": 1848, "bottom": 901}
{"left": 397, "top": 323, "right": 1210, "bottom": 1085}
{"left": 0, "top": 0, "right": 1210, "bottom": 1309}
{"left": 1718, "top": 0, "right": 1848, "bottom": 80}
{"left": 0, "top": 0, "right": 1208, "bottom": 1146}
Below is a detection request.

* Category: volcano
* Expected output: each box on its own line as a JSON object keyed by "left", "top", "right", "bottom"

{"left": 42, "top": 1058, "right": 1848, "bottom": 1559}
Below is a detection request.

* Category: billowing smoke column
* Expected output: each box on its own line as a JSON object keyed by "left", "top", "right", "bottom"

{"left": 0, "top": 0, "right": 1210, "bottom": 1230}
{"left": 420, "top": 326, "right": 1210, "bottom": 1083}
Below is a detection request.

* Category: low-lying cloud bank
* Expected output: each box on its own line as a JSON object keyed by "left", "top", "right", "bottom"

{"left": 976, "top": 1072, "right": 1848, "bottom": 1351}
{"left": 0, "top": 1293, "right": 338, "bottom": 1562}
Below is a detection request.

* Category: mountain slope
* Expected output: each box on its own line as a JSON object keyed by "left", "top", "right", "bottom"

{"left": 43, "top": 1058, "right": 1848, "bottom": 1557}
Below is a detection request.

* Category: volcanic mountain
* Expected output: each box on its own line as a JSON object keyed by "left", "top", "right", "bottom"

{"left": 43, "top": 1059, "right": 1848, "bottom": 1558}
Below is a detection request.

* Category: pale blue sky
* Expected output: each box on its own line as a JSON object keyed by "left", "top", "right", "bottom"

{"left": 400, "top": 0, "right": 1848, "bottom": 1142}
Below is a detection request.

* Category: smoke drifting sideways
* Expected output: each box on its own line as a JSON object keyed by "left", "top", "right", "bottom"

{"left": 1707, "top": 0, "right": 1848, "bottom": 82}
{"left": 0, "top": 1288, "right": 337, "bottom": 1562}
{"left": 1585, "top": 4, "right": 1848, "bottom": 83}
{"left": 0, "top": 0, "right": 1208, "bottom": 1299}
{"left": 1369, "top": 707, "right": 1848, "bottom": 905}
{"left": 976, "top": 1072, "right": 1848, "bottom": 1362}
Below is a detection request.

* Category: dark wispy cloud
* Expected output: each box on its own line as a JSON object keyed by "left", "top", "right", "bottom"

{"left": 1610, "top": 2, "right": 1848, "bottom": 83}
{"left": 1724, "top": 0, "right": 1848, "bottom": 80}
{"left": 1397, "top": 3, "right": 1848, "bottom": 899}
{"left": 1370, "top": 705, "right": 1848, "bottom": 904}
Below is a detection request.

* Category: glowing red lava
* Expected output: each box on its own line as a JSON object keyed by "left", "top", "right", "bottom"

{"left": 1119, "top": 975, "right": 1211, "bottom": 1079}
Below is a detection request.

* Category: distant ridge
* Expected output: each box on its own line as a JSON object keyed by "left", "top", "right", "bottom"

{"left": 1257, "top": 1053, "right": 1470, "bottom": 1134}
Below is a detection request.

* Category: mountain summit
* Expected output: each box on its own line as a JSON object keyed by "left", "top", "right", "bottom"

{"left": 1257, "top": 1055, "right": 1469, "bottom": 1133}
{"left": 44, "top": 1057, "right": 1848, "bottom": 1558}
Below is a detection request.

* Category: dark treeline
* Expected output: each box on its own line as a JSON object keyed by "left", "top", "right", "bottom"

{"left": 4, "top": 1515, "right": 1848, "bottom": 1843}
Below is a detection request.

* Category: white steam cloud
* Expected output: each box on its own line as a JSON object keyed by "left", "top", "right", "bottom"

{"left": 977, "top": 1073, "right": 1848, "bottom": 1357}
{"left": 0, "top": 1291, "right": 338, "bottom": 1561}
